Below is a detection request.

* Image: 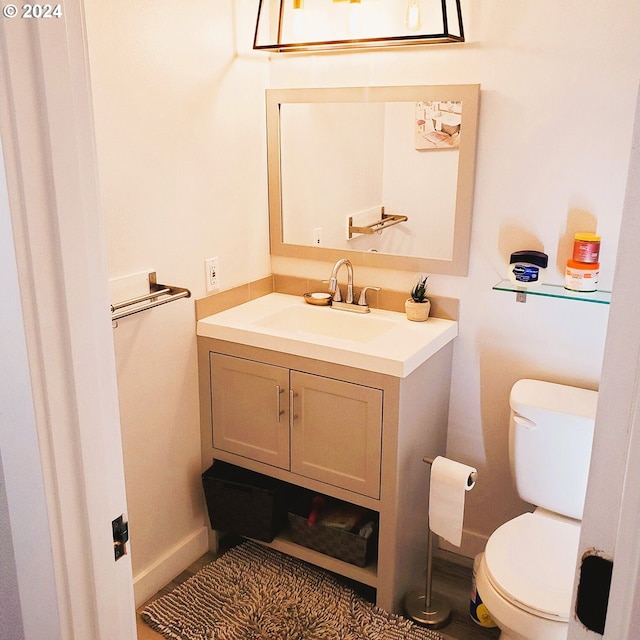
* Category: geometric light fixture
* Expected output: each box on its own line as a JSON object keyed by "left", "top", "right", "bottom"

{"left": 253, "top": 0, "right": 464, "bottom": 53}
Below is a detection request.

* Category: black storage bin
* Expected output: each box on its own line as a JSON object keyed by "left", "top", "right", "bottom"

{"left": 202, "top": 461, "right": 288, "bottom": 542}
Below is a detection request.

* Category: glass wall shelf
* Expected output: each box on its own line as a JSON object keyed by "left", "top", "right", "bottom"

{"left": 493, "top": 280, "right": 611, "bottom": 305}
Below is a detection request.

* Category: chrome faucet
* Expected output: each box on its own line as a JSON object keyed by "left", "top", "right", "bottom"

{"left": 327, "top": 258, "right": 380, "bottom": 314}
{"left": 328, "top": 258, "right": 354, "bottom": 304}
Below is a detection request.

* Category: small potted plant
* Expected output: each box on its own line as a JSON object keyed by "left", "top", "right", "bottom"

{"left": 405, "top": 274, "right": 431, "bottom": 321}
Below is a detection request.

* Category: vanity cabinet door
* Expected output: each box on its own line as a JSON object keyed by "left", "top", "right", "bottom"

{"left": 210, "top": 353, "right": 290, "bottom": 469}
{"left": 290, "top": 371, "right": 383, "bottom": 499}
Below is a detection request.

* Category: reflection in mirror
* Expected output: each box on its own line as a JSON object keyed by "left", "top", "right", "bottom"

{"left": 267, "top": 85, "right": 480, "bottom": 276}
{"left": 281, "top": 100, "right": 461, "bottom": 260}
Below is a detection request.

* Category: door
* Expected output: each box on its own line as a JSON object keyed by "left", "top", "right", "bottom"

{"left": 211, "top": 353, "right": 290, "bottom": 469}
{"left": 290, "top": 371, "right": 383, "bottom": 498}
{"left": 568, "top": 82, "right": 640, "bottom": 640}
{"left": 0, "top": 4, "right": 137, "bottom": 637}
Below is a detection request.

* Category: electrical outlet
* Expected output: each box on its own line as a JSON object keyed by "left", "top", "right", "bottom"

{"left": 204, "top": 257, "right": 220, "bottom": 292}
{"left": 313, "top": 227, "right": 322, "bottom": 245}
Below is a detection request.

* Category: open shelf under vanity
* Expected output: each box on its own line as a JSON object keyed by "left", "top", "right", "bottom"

{"left": 253, "top": 527, "right": 379, "bottom": 589}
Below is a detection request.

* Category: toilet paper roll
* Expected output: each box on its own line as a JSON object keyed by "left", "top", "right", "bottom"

{"left": 428, "top": 456, "right": 477, "bottom": 547}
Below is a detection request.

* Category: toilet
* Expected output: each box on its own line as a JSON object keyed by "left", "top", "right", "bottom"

{"left": 475, "top": 379, "right": 598, "bottom": 640}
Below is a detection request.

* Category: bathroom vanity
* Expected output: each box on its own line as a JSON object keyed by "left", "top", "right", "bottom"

{"left": 197, "top": 293, "right": 457, "bottom": 613}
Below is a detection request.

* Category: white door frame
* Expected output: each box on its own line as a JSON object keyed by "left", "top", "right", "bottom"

{"left": 0, "top": 1, "right": 136, "bottom": 638}
{"left": 568, "top": 84, "right": 640, "bottom": 638}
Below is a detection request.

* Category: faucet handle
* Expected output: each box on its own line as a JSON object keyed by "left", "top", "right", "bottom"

{"left": 323, "top": 279, "right": 342, "bottom": 302}
{"left": 358, "top": 286, "right": 381, "bottom": 306}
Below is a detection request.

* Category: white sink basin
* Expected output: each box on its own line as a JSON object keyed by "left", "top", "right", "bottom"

{"left": 197, "top": 293, "right": 457, "bottom": 377}
{"left": 254, "top": 305, "right": 394, "bottom": 343}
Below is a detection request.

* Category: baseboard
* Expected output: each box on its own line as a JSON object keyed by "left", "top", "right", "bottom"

{"left": 438, "top": 528, "right": 488, "bottom": 561}
{"left": 133, "top": 526, "right": 209, "bottom": 607}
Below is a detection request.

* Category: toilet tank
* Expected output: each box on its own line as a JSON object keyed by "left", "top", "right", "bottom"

{"left": 509, "top": 379, "right": 598, "bottom": 520}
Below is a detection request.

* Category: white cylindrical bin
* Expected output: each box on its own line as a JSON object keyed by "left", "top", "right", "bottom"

{"left": 470, "top": 553, "right": 497, "bottom": 628}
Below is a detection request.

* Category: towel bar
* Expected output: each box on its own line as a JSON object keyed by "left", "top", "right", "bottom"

{"left": 348, "top": 207, "right": 408, "bottom": 238}
{"left": 111, "top": 272, "right": 190, "bottom": 322}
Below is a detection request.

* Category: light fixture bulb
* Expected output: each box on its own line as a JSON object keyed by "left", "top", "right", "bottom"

{"left": 405, "top": 0, "right": 422, "bottom": 32}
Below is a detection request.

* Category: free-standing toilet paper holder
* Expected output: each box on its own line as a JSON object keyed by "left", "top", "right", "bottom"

{"left": 403, "top": 456, "right": 455, "bottom": 629}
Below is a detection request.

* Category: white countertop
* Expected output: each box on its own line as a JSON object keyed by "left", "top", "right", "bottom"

{"left": 197, "top": 293, "right": 458, "bottom": 378}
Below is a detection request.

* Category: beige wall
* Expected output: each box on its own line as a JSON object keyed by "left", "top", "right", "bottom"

{"left": 270, "top": 2, "right": 640, "bottom": 555}
{"left": 84, "top": 0, "right": 270, "bottom": 601}
{"left": 85, "top": 0, "right": 640, "bottom": 600}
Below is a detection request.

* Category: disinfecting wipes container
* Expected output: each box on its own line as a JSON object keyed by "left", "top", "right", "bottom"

{"left": 470, "top": 554, "right": 497, "bottom": 628}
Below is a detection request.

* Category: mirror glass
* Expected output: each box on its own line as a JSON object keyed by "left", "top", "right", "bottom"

{"left": 267, "top": 85, "right": 480, "bottom": 275}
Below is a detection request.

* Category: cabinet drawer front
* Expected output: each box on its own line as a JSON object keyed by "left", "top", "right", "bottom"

{"left": 290, "top": 371, "right": 382, "bottom": 499}
{"left": 210, "top": 353, "right": 290, "bottom": 469}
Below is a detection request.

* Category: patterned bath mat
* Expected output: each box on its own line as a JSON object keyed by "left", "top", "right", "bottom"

{"left": 141, "top": 541, "right": 444, "bottom": 640}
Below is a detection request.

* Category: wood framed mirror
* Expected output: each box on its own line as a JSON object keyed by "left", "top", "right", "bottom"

{"left": 266, "top": 84, "right": 480, "bottom": 275}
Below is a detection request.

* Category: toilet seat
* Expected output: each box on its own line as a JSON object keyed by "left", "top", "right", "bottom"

{"left": 484, "top": 512, "right": 581, "bottom": 621}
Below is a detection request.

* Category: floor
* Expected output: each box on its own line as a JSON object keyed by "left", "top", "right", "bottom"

{"left": 136, "top": 539, "right": 500, "bottom": 640}
{"left": 431, "top": 554, "right": 500, "bottom": 640}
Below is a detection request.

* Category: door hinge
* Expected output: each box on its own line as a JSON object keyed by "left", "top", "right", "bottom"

{"left": 112, "top": 514, "right": 129, "bottom": 561}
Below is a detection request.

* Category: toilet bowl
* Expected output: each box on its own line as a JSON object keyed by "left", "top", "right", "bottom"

{"left": 476, "top": 510, "right": 580, "bottom": 639}
{"left": 475, "top": 379, "right": 598, "bottom": 640}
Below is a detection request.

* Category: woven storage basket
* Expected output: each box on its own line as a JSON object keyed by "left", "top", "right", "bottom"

{"left": 288, "top": 510, "right": 377, "bottom": 567}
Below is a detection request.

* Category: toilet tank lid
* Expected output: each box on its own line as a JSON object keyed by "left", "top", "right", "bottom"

{"left": 510, "top": 379, "right": 598, "bottom": 420}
